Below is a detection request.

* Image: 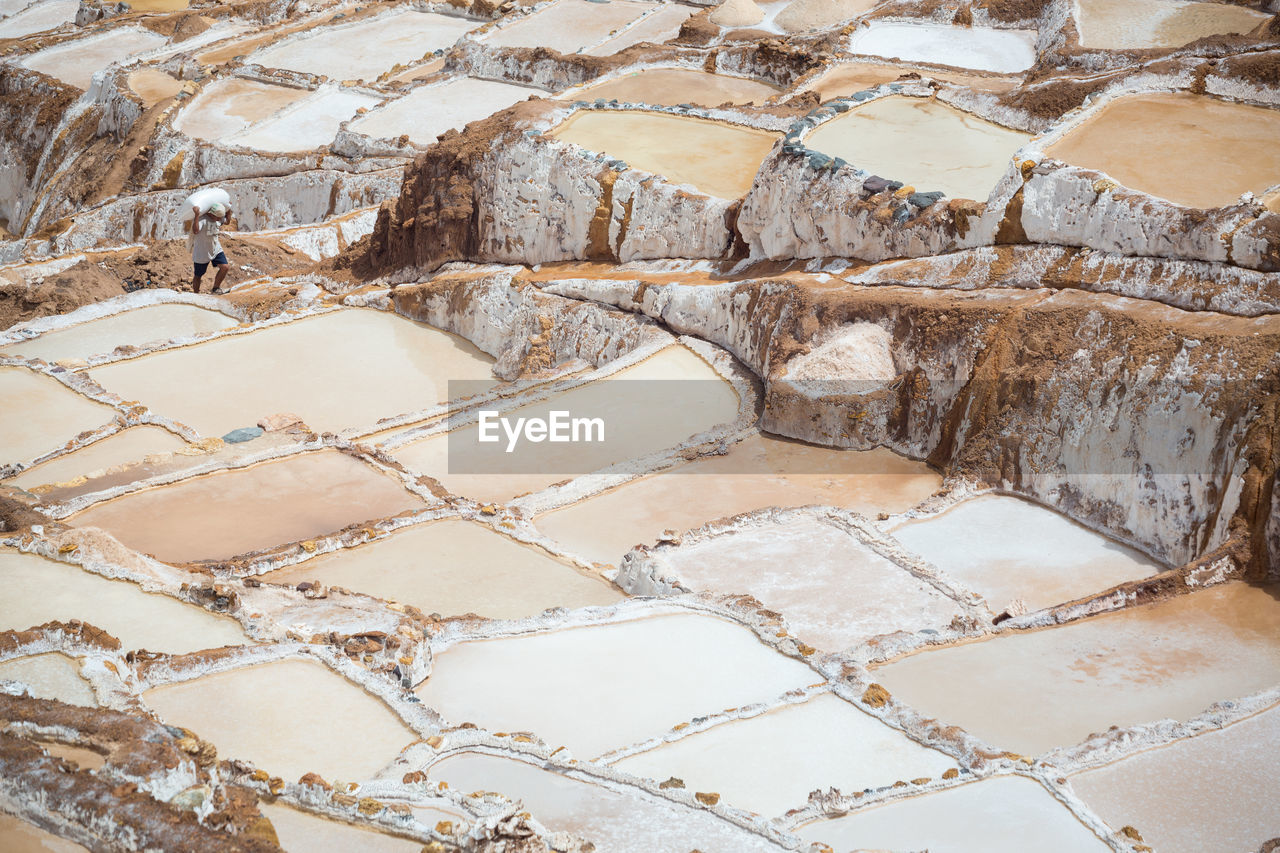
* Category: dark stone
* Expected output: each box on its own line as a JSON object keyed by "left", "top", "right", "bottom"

{"left": 908, "top": 191, "right": 945, "bottom": 209}
{"left": 893, "top": 205, "right": 911, "bottom": 224}
{"left": 807, "top": 152, "right": 833, "bottom": 170}
{"left": 832, "top": 101, "right": 850, "bottom": 112}
{"left": 222, "top": 426, "right": 263, "bottom": 444}
{"left": 862, "top": 175, "right": 892, "bottom": 193}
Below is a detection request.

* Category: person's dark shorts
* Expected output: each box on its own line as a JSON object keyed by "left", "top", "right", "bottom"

{"left": 193, "top": 252, "right": 228, "bottom": 275}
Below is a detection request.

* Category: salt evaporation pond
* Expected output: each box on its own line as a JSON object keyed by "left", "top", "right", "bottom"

{"left": 144, "top": 659, "right": 414, "bottom": 782}
{"left": 612, "top": 693, "right": 956, "bottom": 816}
{"left": 1, "top": 304, "right": 236, "bottom": 363}
{"left": 259, "top": 803, "right": 423, "bottom": 853}
{"left": 658, "top": 515, "right": 963, "bottom": 651}
{"left": 41, "top": 742, "right": 107, "bottom": 771}
{"left": 871, "top": 583, "right": 1280, "bottom": 755}
{"left": 1073, "top": 0, "right": 1268, "bottom": 49}
{"left": 481, "top": 0, "right": 653, "bottom": 53}
{"left": 550, "top": 111, "right": 779, "bottom": 198}
{"left": 88, "top": 310, "right": 497, "bottom": 436}
{"left": 1070, "top": 702, "right": 1280, "bottom": 853}
{"left": 846, "top": 22, "right": 1037, "bottom": 74}
{"left": 429, "top": 752, "right": 786, "bottom": 852}
{"left": 21, "top": 27, "right": 166, "bottom": 89}
{"left": 584, "top": 4, "right": 693, "bottom": 54}
{"left": 226, "top": 87, "right": 381, "bottom": 152}
{"left": 416, "top": 612, "right": 813, "bottom": 758}
{"left": 0, "top": 812, "right": 89, "bottom": 853}
{"left": 69, "top": 450, "right": 424, "bottom": 563}
{"left": 259, "top": 519, "right": 621, "bottom": 620}
{"left": 0, "top": 652, "right": 96, "bottom": 706}
{"left": 350, "top": 78, "right": 541, "bottom": 144}
{"left": 3, "top": 426, "right": 185, "bottom": 492}
{"left": 796, "top": 775, "right": 1111, "bottom": 852}
{"left": 888, "top": 494, "right": 1160, "bottom": 612}
{"left": 805, "top": 96, "right": 1030, "bottom": 202}
{"left": 126, "top": 69, "right": 183, "bottom": 106}
{"left": 567, "top": 68, "right": 781, "bottom": 107}
{"left": 249, "top": 10, "right": 478, "bottom": 81}
{"left": 536, "top": 435, "right": 940, "bottom": 564}
{"left": 809, "top": 62, "right": 1019, "bottom": 99}
{"left": 173, "top": 78, "right": 311, "bottom": 142}
{"left": 0, "top": 0, "right": 78, "bottom": 39}
{"left": 1045, "top": 92, "right": 1280, "bottom": 208}
{"left": 393, "top": 345, "right": 739, "bottom": 503}
{"left": 0, "top": 367, "right": 113, "bottom": 467}
{"left": 0, "top": 547, "right": 246, "bottom": 653}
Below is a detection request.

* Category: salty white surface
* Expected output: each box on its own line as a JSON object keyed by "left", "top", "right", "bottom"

{"left": 22, "top": 27, "right": 167, "bottom": 89}
{"left": 482, "top": 0, "right": 654, "bottom": 54}
{"left": 0, "top": 0, "right": 77, "bottom": 37}
{"left": 350, "top": 78, "right": 540, "bottom": 144}
{"left": 226, "top": 87, "right": 381, "bottom": 152}
{"left": 0, "top": 367, "right": 113, "bottom": 467}
{"left": 888, "top": 494, "right": 1159, "bottom": 612}
{"left": 663, "top": 517, "right": 963, "bottom": 651}
{"left": 430, "top": 753, "right": 786, "bottom": 852}
{"left": 249, "top": 10, "right": 478, "bottom": 81}
{"left": 1, "top": 304, "right": 236, "bottom": 363}
{"left": 846, "top": 22, "right": 1037, "bottom": 73}
{"left": 797, "top": 776, "right": 1111, "bottom": 852}
{"left": 585, "top": 3, "right": 693, "bottom": 55}
{"left": 3, "top": 426, "right": 186, "bottom": 490}
{"left": 613, "top": 693, "right": 956, "bottom": 815}
{"left": 416, "top": 612, "right": 814, "bottom": 758}
{"left": 0, "top": 653, "right": 96, "bottom": 706}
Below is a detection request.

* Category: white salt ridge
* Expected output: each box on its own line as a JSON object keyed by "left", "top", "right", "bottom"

{"left": 847, "top": 22, "right": 1037, "bottom": 73}
{"left": 351, "top": 78, "right": 541, "bottom": 145}
{"left": 783, "top": 322, "right": 897, "bottom": 394}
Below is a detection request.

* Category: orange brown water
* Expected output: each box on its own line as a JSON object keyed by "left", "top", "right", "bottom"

{"left": 0, "top": 813, "right": 88, "bottom": 853}
{"left": 126, "top": 68, "right": 183, "bottom": 106}
{"left": 1073, "top": 0, "right": 1268, "bottom": 49}
{"left": 536, "top": 435, "right": 940, "bottom": 564}
{"left": 1069, "top": 702, "right": 1280, "bottom": 853}
{"left": 258, "top": 803, "right": 423, "bottom": 853}
{"left": 173, "top": 78, "right": 310, "bottom": 142}
{"left": 3, "top": 425, "right": 186, "bottom": 492}
{"left": 259, "top": 519, "right": 621, "bottom": 619}
{"left": 68, "top": 450, "right": 424, "bottom": 563}
{"left": 550, "top": 110, "right": 779, "bottom": 199}
{"left": 39, "top": 742, "right": 107, "bottom": 771}
{"left": 144, "top": 658, "right": 415, "bottom": 782}
{"left": 1045, "top": 93, "right": 1280, "bottom": 208}
{"left": 566, "top": 68, "right": 781, "bottom": 107}
{"left": 871, "top": 583, "right": 1280, "bottom": 755}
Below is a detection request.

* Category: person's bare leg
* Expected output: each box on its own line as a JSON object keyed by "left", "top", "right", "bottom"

{"left": 212, "top": 263, "right": 230, "bottom": 293}
{"left": 192, "top": 272, "right": 203, "bottom": 294}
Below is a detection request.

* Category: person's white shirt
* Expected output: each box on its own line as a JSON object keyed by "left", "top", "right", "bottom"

{"left": 191, "top": 216, "right": 223, "bottom": 264}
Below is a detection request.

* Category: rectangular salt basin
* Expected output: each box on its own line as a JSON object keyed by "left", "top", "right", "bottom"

{"left": 3, "top": 425, "right": 186, "bottom": 491}
{"left": 1044, "top": 93, "right": 1280, "bottom": 209}
{"left": 69, "top": 450, "right": 424, "bottom": 563}
{"left": 258, "top": 519, "right": 621, "bottom": 620}
{"left": 1069, "top": 703, "right": 1280, "bottom": 853}
{"left": 1, "top": 304, "right": 237, "bottom": 363}
{"left": 584, "top": 3, "right": 693, "bottom": 55}
{"left": 536, "top": 434, "right": 941, "bottom": 564}
{"left": 482, "top": 0, "right": 652, "bottom": 54}
{"left": 0, "top": 652, "right": 96, "bottom": 706}
{"left": 0, "top": 547, "right": 246, "bottom": 653}
{"left": 871, "top": 583, "right": 1280, "bottom": 755}
{"left": 144, "top": 659, "right": 414, "bottom": 781}
{"left": 660, "top": 516, "right": 964, "bottom": 652}
{"left": 393, "top": 345, "right": 739, "bottom": 503}
{"left": 888, "top": 494, "right": 1160, "bottom": 612}
{"left": 847, "top": 22, "right": 1037, "bottom": 74}
{"left": 429, "top": 753, "right": 786, "bottom": 852}
{"left": 172, "top": 78, "right": 311, "bottom": 142}
{"left": 0, "top": 812, "right": 88, "bottom": 853}
{"left": 797, "top": 775, "right": 1110, "bottom": 852}
{"left": 0, "top": 367, "right": 114, "bottom": 467}
{"left": 225, "top": 87, "right": 381, "bottom": 152}
{"left": 564, "top": 68, "right": 780, "bottom": 107}
{"left": 22, "top": 27, "right": 166, "bottom": 89}
{"left": 613, "top": 693, "right": 956, "bottom": 816}
{"left": 249, "top": 11, "right": 478, "bottom": 81}
{"left": 350, "top": 77, "right": 541, "bottom": 144}
{"left": 805, "top": 96, "right": 1029, "bottom": 202}
{"left": 415, "top": 612, "right": 813, "bottom": 758}
{"left": 0, "top": 0, "right": 78, "bottom": 39}
{"left": 808, "top": 62, "right": 1020, "bottom": 100}
{"left": 1074, "top": 0, "right": 1268, "bottom": 49}
{"left": 88, "top": 309, "right": 497, "bottom": 437}
{"left": 259, "top": 803, "right": 422, "bottom": 853}
{"left": 550, "top": 110, "right": 779, "bottom": 198}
